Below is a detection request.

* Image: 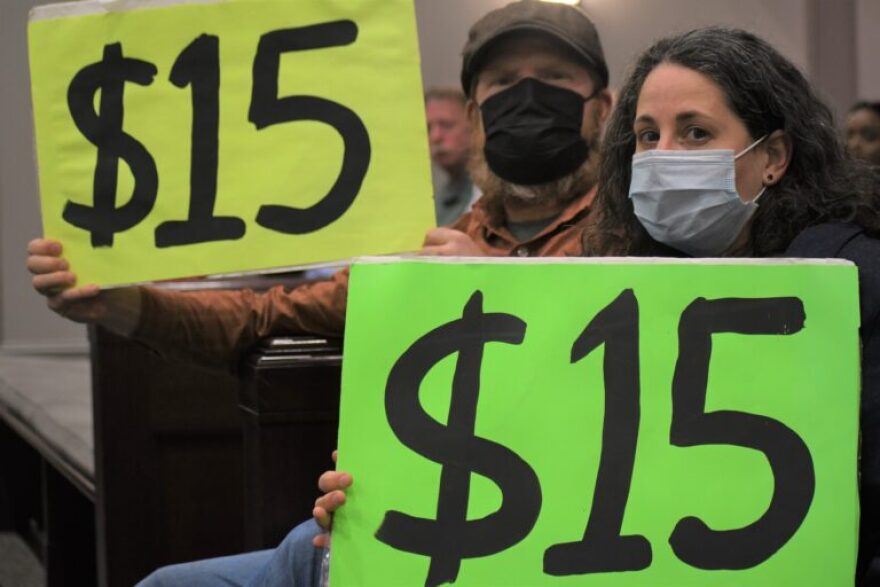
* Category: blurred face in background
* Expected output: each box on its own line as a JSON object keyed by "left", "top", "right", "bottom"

{"left": 426, "top": 97, "right": 472, "bottom": 176}
{"left": 846, "top": 107, "right": 880, "bottom": 165}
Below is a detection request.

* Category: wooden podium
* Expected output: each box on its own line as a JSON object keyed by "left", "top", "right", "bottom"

{"left": 239, "top": 336, "right": 342, "bottom": 549}
{"left": 2, "top": 277, "right": 345, "bottom": 586}
{"left": 89, "top": 277, "right": 342, "bottom": 584}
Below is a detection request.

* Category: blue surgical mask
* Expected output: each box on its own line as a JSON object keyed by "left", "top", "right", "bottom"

{"left": 628, "top": 136, "right": 767, "bottom": 256}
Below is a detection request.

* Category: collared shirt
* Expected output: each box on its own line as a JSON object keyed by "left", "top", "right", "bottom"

{"left": 434, "top": 175, "right": 480, "bottom": 226}
{"left": 133, "top": 186, "right": 597, "bottom": 372}
{"left": 449, "top": 185, "right": 596, "bottom": 258}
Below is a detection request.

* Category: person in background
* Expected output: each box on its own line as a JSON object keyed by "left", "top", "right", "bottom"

{"left": 425, "top": 87, "right": 480, "bottom": 225}
{"left": 847, "top": 101, "right": 880, "bottom": 166}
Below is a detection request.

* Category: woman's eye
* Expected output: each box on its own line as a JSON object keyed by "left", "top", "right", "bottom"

{"left": 637, "top": 129, "right": 659, "bottom": 144}
{"left": 685, "top": 126, "right": 711, "bottom": 141}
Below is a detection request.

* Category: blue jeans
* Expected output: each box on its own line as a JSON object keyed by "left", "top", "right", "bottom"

{"left": 136, "top": 519, "right": 323, "bottom": 587}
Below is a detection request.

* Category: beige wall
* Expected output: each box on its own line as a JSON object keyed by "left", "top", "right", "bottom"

{"left": 0, "top": 0, "right": 87, "bottom": 352}
{"left": 416, "top": 0, "right": 810, "bottom": 91}
{"left": 415, "top": 0, "right": 864, "bottom": 121}
{"left": 857, "top": 0, "right": 880, "bottom": 100}
{"left": 0, "top": 0, "right": 877, "bottom": 353}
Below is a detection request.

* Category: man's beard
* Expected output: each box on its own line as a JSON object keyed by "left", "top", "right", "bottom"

{"left": 468, "top": 121, "right": 601, "bottom": 209}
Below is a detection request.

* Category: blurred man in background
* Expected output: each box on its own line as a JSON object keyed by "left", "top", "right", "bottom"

{"left": 426, "top": 87, "right": 480, "bottom": 224}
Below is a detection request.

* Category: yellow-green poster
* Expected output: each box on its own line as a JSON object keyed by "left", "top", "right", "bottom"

{"left": 29, "top": 0, "right": 434, "bottom": 287}
{"left": 333, "top": 257, "right": 860, "bottom": 586}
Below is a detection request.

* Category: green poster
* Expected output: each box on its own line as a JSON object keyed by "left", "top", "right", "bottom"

{"left": 29, "top": 0, "right": 433, "bottom": 287}
{"left": 333, "top": 257, "right": 860, "bottom": 586}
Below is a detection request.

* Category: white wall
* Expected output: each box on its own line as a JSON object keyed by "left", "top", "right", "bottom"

{"left": 586, "top": 0, "right": 811, "bottom": 90}
{"left": 857, "top": 0, "right": 880, "bottom": 99}
{"left": 415, "top": 0, "right": 811, "bottom": 91}
{"left": 415, "top": 0, "right": 509, "bottom": 90}
{"left": 0, "top": 0, "right": 87, "bottom": 353}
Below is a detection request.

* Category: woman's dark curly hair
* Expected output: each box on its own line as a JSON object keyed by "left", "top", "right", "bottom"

{"left": 587, "top": 27, "right": 880, "bottom": 256}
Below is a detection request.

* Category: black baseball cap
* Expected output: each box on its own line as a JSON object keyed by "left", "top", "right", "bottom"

{"left": 460, "top": 0, "right": 609, "bottom": 95}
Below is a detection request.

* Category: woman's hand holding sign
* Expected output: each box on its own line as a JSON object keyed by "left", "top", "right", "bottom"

{"left": 312, "top": 450, "right": 352, "bottom": 549}
{"left": 27, "top": 238, "right": 142, "bottom": 335}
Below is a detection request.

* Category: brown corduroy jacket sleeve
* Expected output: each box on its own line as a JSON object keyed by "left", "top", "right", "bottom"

{"left": 127, "top": 188, "right": 596, "bottom": 373}
{"left": 131, "top": 268, "right": 349, "bottom": 374}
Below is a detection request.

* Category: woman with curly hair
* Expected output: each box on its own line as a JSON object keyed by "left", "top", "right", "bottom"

{"left": 585, "top": 26, "right": 880, "bottom": 584}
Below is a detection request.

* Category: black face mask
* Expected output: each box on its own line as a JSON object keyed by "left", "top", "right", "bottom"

{"left": 480, "top": 78, "right": 595, "bottom": 186}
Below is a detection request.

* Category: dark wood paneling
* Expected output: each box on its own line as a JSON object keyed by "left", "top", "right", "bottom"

{"left": 91, "top": 326, "right": 246, "bottom": 586}
{"left": 43, "top": 463, "right": 96, "bottom": 587}
{"left": 0, "top": 419, "right": 44, "bottom": 555}
{"left": 3, "top": 276, "right": 331, "bottom": 585}
{"left": 240, "top": 337, "right": 342, "bottom": 549}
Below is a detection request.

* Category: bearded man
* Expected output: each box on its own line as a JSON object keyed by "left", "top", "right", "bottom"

{"left": 29, "top": 0, "right": 611, "bottom": 371}
{"left": 432, "top": 2, "right": 610, "bottom": 259}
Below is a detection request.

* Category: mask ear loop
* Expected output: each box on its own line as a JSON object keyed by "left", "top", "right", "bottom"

{"left": 751, "top": 186, "right": 768, "bottom": 204}
{"left": 582, "top": 86, "right": 604, "bottom": 104}
{"left": 734, "top": 134, "right": 769, "bottom": 159}
{"left": 735, "top": 134, "right": 770, "bottom": 203}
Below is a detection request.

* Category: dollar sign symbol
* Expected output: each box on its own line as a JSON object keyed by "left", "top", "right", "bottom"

{"left": 376, "top": 290, "right": 543, "bottom": 586}
{"left": 65, "top": 43, "right": 159, "bottom": 247}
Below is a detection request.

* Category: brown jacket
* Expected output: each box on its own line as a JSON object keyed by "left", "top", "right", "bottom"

{"left": 132, "top": 187, "right": 595, "bottom": 372}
